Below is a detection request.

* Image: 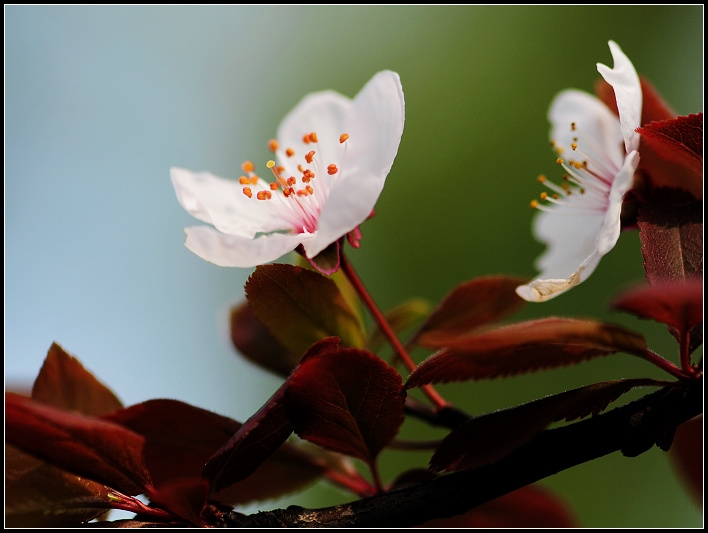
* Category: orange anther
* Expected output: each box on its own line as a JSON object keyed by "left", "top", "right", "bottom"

{"left": 286, "top": 148, "right": 295, "bottom": 157}
{"left": 303, "top": 134, "right": 310, "bottom": 144}
{"left": 570, "top": 143, "right": 578, "bottom": 150}
{"left": 537, "top": 175, "right": 546, "bottom": 183}
{"left": 571, "top": 122, "right": 576, "bottom": 131}
{"left": 308, "top": 132, "right": 318, "bottom": 143}
{"left": 339, "top": 133, "right": 349, "bottom": 143}
{"left": 297, "top": 189, "right": 308, "bottom": 197}
{"left": 268, "top": 139, "right": 279, "bottom": 152}
{"left": 305, "top": 151, "right": 315, "bottom": 164}
{"left": 327, "top": 164, "right": 338, "bottom": 175}
{"left": 257, "top": 190, "right": 272, "bottom": 200}
{"left": 306, "top": 185, "right": 314, "bottom": 195}
{"left": 270, "top": 182, "right": 279, "bottom": 190}
{"left": 242, "top": 187, "right": 252, "bottom": 198}
{"left": 556, "top": 157, "right": 564, "bottom": 165}
{"left": 573, "top": 161, "right": 583, "bottom": 169}
{"left": 287, "top": 177, "right": 296, "bottom": 186}
{"left": 540, "top": 192, "right": 548, "bottom": 200}
{"left": 276, "top": 165, "right": 285, "bottom": 175}
{"left": 249, "top": 176, "right": 259, "bottom": 185}
{"left": 530, "top": 199, "right": 539, "bottom": 209}
{"left": 239, "top": 176, "right": 250, "bottom": 184}
{"left": 242, "top": 161, "right": 255, "bottom": 173}
{"left": 302, "top": 175, "right": 311, "bottom": 183}
{"left": 283, "top": 189, "right": 292, "bottom": 197}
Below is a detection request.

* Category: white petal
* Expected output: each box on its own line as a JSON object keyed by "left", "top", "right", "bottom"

{"left": 171, "top": 167, "right": 289, "bottom": 237}
{"left": 596, "top": 150, "right": 639, "bottom": 254}
{"left": 183, "top": 225, "right": 306, "bottom": 268}
{"left": 596, "top": 40, "right": 642, "bottom": 153}
{"left": 549, "top": 89, "right": 624, "bottom": 169}
{"left": 310, "top": 70, "right": 405, "bottom": 256}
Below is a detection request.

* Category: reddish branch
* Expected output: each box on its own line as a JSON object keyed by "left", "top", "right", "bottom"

{"left": 220, "top": 378, "right": 701, "bottom": 527}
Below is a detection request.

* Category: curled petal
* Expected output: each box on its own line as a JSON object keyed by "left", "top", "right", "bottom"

{"left": 596, "top": 40, "right": 642, "bottom": 153}
{"left": 184, "top": 226, "right": 306, "bottom": 268}
{"left": 171, "top": 168, "right": 287, "bottom": 237}
{"left": 306, "top": 70, "right": 405, "bottom": 257}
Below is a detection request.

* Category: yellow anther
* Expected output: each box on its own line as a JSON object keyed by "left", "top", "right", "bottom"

{"left": 570, "top": 143, "right": 578, "bottom": 150}
{"left": 530, "top": 199, "right": 539, "bottom": 209}
{"left": 571, "top": 122, "right": 576, "bottom": 131}
{"left": 266, "top": 160, "right": 276, "bottom": 169}
{"left": 537, "top": 175, "right": 546, "bottom": 183}
{"left": 573, "top": 161, "right": 583, "bottom": 169}
{"left": 556, "top": 157, "right": 564, "bottom": 164}
{"left": 540, "top": 192, "right": 548, "bottom": 200}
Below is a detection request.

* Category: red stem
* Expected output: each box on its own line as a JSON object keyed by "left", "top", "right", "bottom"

{"left": 640, "top": 348, "right": 694, "bottom": 380}
{"left": 339, "top": 253, "right": 447, "bottom": 409}
{"left": 679, "top": 329, "right": 693, "bottom": 373}
{"left": 323, "top": 468, "right": 378, "bottom": 498}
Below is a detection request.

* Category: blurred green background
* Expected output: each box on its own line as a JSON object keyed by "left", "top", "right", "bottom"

{"left": 6, "top": 5, "right": 702, "bottom": 527}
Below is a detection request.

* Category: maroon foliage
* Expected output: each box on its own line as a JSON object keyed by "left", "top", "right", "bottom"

{"left": 32, "top": 342, "right": 123, "bottom": 415}
{"left": 5, "top": 392, "right": 152, "bottom": 497}
{"left": 245, "top": 264, "right": 365, "bottom": 357}
{"left": 413, "top": 275, "right": 527, "bottom": 348}
{"left": 284, "top": 343, "right": 405, "bottom": 467}
{"left": 637, "top": 114, "right": 702, "bottom": 199}
{"left": 612, "top": 279, "right": 703, "bottom": 352}
{"left": 638, "top": 187, "right": 702, "bottom": 285}
{"left": 230, "top": 300, "right": 298, "bottom": 377}
{"left": 429, "top": 379, "right": 665, "bottom": 472}
{"left": 406, "top": 318, "right": 648, "bottom": 388}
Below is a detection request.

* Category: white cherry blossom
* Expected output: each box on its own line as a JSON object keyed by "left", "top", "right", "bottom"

{"left": 172, "top": 70, "right": 404, "bottom": 273}
{"left": 516, "top": 41, "right": 642, "bottom": 302}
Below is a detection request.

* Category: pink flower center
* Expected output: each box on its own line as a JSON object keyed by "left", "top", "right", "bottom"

{"left": 238, "top": 132, "right": 349, "bottom": 234}
{"left": 531, "top": 121, "right": 620, "bottom": 215}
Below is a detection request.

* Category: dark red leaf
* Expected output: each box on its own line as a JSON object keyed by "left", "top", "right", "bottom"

{"left": 284, "top": 346, "right": 405, "bottom": 466}
{"left": 148, "top": 478, "right": 209, "bottom": 527}
{"left": 5, "top": 444, "right": 113, "bottom": 527}
{"left": 420, "top": 484, "right": 577, "bottom": 527}
{"left": 612, "top": 279, "right": 703, "bottom": 350}
{"left": 204, "top": 337, "right": 343, "bottom": 492}
{"left": 202, "top": 383, "right": 293, "bottom": 493}
{"left": 103, "top": 399, "right": 240, "bottom": 495}
{"left": 637, "top": 114, "right": 702, "bottom": 199}
{"left": 230, "top": 301, "right": 298, "bottom": 377}
{"left": 430, "top": 379, "right": 664, "bottom": 472}
{"left": 245, "top": 264, "right": 365, "bottom": 357}
{"left": 211, "top": 443, "right": 327, "bottom": 505}
{"left": 5, "top": 392, "right": 152, "bottom": 496}
{"left": 406, "top": 318, "right": 648, "bottom": 388}
{"left": 638, "top": 187, "right": 703, "bottom": 285}
{"left": 414, "top": 275, "right": 527, "bottom": 348}
{"left": 32, "top": 342, "right": 123, "bottom": 415}
{"left": 669, "top": 414, "right": 703, "bottom": 508}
